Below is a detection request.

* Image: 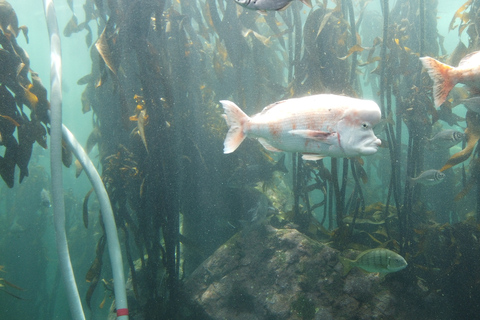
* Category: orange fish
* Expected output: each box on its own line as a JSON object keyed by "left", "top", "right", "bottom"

{"left": 420, "top": 51, "right": 480, "bottom": 108}
{"left": 221, "top": 94, "right": 382, "bottom": 160}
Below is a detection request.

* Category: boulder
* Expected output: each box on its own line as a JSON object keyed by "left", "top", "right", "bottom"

{"left": 183, "top": 226, "right": 402, "bottom": 320}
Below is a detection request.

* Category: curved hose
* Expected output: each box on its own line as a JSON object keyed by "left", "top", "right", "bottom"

{"left": 62, "top": 125, "right": 129, "bottom": 319}
{"left": 43, "top": 0, "right": 129, "bottom": 319}
{"left": 42, "top": 0, "right": 85, "bottom": 319}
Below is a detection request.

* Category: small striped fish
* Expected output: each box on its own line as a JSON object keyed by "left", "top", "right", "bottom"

{"left": 221, "top": 94, "right": 382, "bottom": 161}
{"left": 340, "top": 248, "right": 407, "bottom": 275}
{"left": 426, "top": 129, "right": 465, "bottom": 150}
{"left": 410, "top": 169, "right": 445, "bottom": 186}
{"left": 420, "top": 51, "right": 480, "bottom": 108}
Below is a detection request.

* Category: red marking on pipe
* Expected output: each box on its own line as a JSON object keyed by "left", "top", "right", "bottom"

{"left": 117, "top": 308, "right": 129, "bottom": 316}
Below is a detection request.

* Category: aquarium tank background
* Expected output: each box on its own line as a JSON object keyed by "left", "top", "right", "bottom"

{"left": 0, "top": 0, "right": 479, "bottom": 319}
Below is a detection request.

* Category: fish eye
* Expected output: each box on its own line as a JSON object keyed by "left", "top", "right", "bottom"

{"left": 362, "top": 123, "right": 369, "bottom": 129}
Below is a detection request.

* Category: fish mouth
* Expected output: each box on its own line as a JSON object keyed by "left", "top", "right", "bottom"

{"left": 360, "top": 138, "right": 382, "bottom": 155}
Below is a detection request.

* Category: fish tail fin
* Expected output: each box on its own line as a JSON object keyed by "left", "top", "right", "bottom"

{"left": 221, "top": 100, "right": 249, "bottom": 154}
{"left": 420, "top": 57, "right": 457, "bottom": 108}
{"left": 339, "top": 256, "right": 354, "bottom": 276}
{"left": 274, "top": 154, "right": 288, "bottom": 173}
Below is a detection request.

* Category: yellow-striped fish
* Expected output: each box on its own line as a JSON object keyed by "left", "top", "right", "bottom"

{"left": 340, "top": 248, "right": 407, "bottom": 275}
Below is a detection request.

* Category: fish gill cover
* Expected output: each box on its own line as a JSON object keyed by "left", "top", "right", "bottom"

{"left": 3, "top": 0, "right": 480, "bottom": 319}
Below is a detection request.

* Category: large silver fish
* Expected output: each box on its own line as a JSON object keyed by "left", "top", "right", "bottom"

{"left": 221, "top": 94, "right": 382, "bottom": 161}
{"left": 234, "top": 0, "right": 312, "bottom": 11}
{"left": 420, "top": 51, "right": 480, "bottom": 107}
{"left": 340, "top": 248, "right": 407, "bottom": 275}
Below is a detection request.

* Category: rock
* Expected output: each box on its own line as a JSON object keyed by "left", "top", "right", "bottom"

{"left": 183, "top": 226, "right": 401, "bottom": 320}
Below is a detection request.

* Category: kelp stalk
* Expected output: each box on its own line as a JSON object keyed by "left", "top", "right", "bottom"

{"left": 379, "top": 0, "right": 405, "bottom": 249}
{"left": 42, "top": 1, "right": 85, "bottom": 319}
{"left": 331, "top": 158, "right": 344, "bottom": 228}
{"left": 346, "top": 0, "right": 357, "bottom": 86}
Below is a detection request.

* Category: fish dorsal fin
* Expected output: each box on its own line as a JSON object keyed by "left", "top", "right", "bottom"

{"left": 458, "top": 51, "right": 480, "bottom": 68}
{"left": 302, "top": 153, "right": 325, "bottom": 161}
{"left": 260, "top": 100, "right": 288, "bottom": 114}
{"left": 258, "top": 138, "right": 282, "bottom": 152}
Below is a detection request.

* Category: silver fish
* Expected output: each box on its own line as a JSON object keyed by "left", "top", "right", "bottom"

{"left": 221, "top": 94, "right": 382, "bottom": 161}
{"left": 235, "top": 0, "right": 311, "bottom": 11}
{"left": 138, "top": 109, "right": 148, "bottom": 153}
{"left": 461, "top": 96, "right": 480, "bottom": 114}
{"left": 240, "top": 194, "right": 275, "bottom": 235}
{"left": 340, "top": 248, "right": 407, "bottom": 275}
{"left": 410, "top": 169, "right": 445, "bottom": 186}
{"left": 426, "top": 129, "right": 465, "bottom": 150}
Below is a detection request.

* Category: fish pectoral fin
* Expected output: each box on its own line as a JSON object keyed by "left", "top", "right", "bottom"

{"left": 289, "top": 129, "right": 336, "bottom": 143}
{"left": 258, "top": 138, "right": 283, "bottom": 152}
{"left": 302, "top": 153, "right": 325, "bottom": 161}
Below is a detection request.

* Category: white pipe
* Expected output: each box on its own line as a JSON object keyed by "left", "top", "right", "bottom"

{"left": 42, "top": 0, "right": 129, "bottom": 318}
{"left": 62, "top": 125, "right": 129, "bottom": 319}
{"left": 42, "top": 0, "right": 85, "bottom": 319}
